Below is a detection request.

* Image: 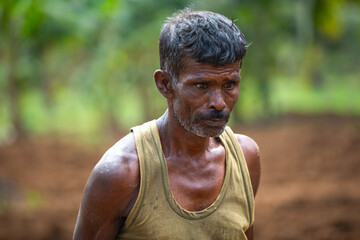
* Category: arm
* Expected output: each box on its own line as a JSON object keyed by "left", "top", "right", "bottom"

{"left": 73, "top": 133, "right": 139, "bottom": 240}
{"left": 236, "top": 134, "right": 261, "bottom": 240}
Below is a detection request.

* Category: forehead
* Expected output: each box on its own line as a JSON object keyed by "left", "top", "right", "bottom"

{"left": 178, "top": 57, "right": 241, "bottom": 81}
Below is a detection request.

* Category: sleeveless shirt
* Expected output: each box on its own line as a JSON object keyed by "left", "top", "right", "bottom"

{"left": 117, "top": 120, "right": 254, "bottom": 240}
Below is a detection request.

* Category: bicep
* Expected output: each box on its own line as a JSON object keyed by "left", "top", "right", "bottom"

{"left": 246, "top": 146, "right": 261, "bottom": 197}
{"left": 74, "top": 133, "right": 139, "bottom": 240}
{"left": 236, "top": 134, "right": 261, "bottom": 197}
{"left": 235, "top": 134, "right": 259, "bottom": 239}
{"left": 73, "top": 170, "right": 122, "bottom": 240}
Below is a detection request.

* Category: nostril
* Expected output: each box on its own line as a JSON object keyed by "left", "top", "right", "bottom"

{"left": 209, "top": 96, "right": 226, "bottom": 110}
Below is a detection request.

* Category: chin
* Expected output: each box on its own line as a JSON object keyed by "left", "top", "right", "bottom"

{"left": 191, "top": 125, "right": 227, "bottom": 138}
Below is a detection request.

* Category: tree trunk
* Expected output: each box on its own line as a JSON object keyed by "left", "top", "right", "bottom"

{"left": 7, "top": 29, "right": 26, "bottom": 139}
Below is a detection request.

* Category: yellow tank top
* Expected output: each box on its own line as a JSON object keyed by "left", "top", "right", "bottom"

{"left": 118, "top": 120, "right": 254, "bottom": 240}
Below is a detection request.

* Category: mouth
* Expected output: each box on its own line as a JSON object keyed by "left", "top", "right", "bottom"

{"left": 203, "top": 118, "right": 227, "bottom": 127}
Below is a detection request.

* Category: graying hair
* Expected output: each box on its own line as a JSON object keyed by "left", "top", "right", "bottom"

{"left": 159, "top": 9, "right": 247, "bottom": 80}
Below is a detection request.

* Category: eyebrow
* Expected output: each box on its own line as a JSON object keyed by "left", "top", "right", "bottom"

{"left": 189, "top": 76, "right": 240, "bottom": 82}
{"left": 223, "top": 77, "right": 240, "bottom": 82}
{"left": 229, "top": 76, "right": 240, "bottom": 80}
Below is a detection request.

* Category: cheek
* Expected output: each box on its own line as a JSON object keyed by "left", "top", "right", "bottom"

{"left": 173, "top": 92, "right": 193, "bottom": 114}
{"left": 181, "top": 91, "right": 206, "bottom": 109}
{"left": 226, "top": 91, "right": 239, "bottom": 109}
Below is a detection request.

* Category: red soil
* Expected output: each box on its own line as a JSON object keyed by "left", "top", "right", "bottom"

{"left": 0, "top": 115, "right": 359, "bottom": 240}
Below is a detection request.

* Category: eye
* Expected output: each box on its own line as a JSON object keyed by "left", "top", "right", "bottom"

{"left": 224, "top": 81, "right": 236, "bottom": 89}
{"left": 195, "top": 83, "right": 208, "bottom": 89}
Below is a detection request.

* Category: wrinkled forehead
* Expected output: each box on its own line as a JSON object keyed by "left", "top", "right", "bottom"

{"left": 180, "top": 56, "right": 242, "bottom": 73}
{"left": 178, "top": 57, "right": 242, "bottom": 80}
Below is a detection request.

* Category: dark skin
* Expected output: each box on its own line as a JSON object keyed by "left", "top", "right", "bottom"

{"left": 73, "top": 57, "right": 261, "bottom": 240}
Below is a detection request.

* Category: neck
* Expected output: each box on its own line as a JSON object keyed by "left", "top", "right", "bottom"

{"left": 157, "top": 109, "right": 217, "bottom": 159}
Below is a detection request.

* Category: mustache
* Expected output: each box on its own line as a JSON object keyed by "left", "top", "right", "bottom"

{"left": 196, "top": 110, "right": 230, "bottom": 121}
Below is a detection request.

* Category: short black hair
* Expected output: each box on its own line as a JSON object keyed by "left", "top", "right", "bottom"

{"left": 159, "top": 9, "right": 247, "bottom": 80}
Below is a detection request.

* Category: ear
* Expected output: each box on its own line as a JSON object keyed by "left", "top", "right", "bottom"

{"left": 154, "top": 70, "right": 173, "bottom": 98}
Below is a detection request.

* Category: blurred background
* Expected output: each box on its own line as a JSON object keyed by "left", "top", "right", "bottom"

{"left": 0, "top": 0, "right": 359, "bottom": 239}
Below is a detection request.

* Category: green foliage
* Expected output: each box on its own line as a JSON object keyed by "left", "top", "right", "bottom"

{"left": 0, "top": 0, "right": 359, "bottom": 141}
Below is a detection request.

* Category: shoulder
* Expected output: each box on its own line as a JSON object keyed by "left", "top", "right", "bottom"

{"left": 86, "top": 132, "right": 140, "bottom": 216}
{"left": 234, "top": 134, "right": 260, "bottom": 165}
{"left": 234, "top": 134, "right": 261, "bottom": 197}
{"left": 74, "top": 133, "right": 139, "bottom": 238}
{"left": 95, "top": 132, "right": 139, "bottom": 180}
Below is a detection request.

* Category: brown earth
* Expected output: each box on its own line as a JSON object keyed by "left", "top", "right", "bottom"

{"left": 0, "top": 115, "right": 359, "bottom": 240}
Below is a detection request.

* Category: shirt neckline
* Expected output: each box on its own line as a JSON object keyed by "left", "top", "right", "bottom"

{"left": 151, "top": 120, "right": 231, "bottom": 220}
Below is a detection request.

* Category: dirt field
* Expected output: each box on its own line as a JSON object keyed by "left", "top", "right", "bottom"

{"left": 0, "top": 114, "right": 359, "bottom": 240}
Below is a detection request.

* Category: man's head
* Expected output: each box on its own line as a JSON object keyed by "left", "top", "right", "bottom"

{"left": 159, "top": 9, "right": 247, "bottom": 81}
{"left": 155, "top": 9, "right": 247, "bottom": 138}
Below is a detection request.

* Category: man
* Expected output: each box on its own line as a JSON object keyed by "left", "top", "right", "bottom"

{"left": 74, "top": 9, "right": 261, "bottom": 240}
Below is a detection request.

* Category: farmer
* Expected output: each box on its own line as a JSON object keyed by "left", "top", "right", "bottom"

{"left": 74, "top": 9, "right": 261, "bottom": 240}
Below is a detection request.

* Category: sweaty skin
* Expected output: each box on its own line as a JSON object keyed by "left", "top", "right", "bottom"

{"left": 73, "top": 58, "right": 261, "bottom": 240}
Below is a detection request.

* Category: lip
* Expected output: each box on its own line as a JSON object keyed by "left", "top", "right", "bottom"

{"left": 203, "top": 119, "right": 227, "bottom": 127}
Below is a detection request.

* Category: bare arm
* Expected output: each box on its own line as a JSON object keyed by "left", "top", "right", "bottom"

{"left": 73, "top": 133, "right": 139, "bottom": 240}
{"left": 236, "top": 134, "right": 261, "bottom": 240}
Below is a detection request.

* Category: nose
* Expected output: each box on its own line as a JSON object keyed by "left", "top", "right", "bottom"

{"left": 208, "top": 89, "right": 226, "bottom": 111}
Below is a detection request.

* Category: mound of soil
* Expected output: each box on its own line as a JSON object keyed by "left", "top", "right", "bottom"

{"left": 0, "top": 115, "right": 359, "bottom": 240}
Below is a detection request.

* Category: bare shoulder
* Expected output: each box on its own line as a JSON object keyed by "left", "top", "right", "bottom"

{"left": 74, "top": 132, "right": 139, "bottom": 239}
{"left": 235, "top": 134, "right": 261, "bottom": 197}
{"left": 234, "top": 134, "right": 260, "bottom": 165}
{"left": 88, "top": 132, "right": 140, "bottom": 215}
{"left": 93, "top": 132, "right": 139, "bottom": 188}
{"left": 74, "top": 132, "right": 140, "bottom": 239}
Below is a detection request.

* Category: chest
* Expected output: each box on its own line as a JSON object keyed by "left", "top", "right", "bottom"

{"left": 166, "top": 153, "right": 226, "bottom": 211}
